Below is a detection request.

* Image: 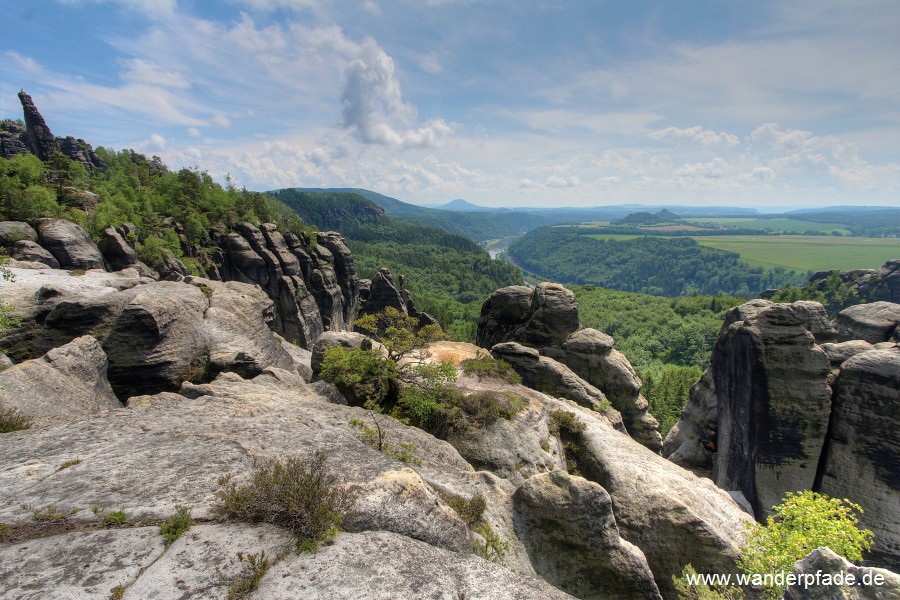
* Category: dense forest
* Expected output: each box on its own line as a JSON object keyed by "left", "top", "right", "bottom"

{"left": 268, "top": 189, "right": 523, "bottom": 340}
{"left": 571, "top": 285, "right": 744, "bottom": 436}
{"left": 509, "top": 227, "right": 804, "bottom": 297}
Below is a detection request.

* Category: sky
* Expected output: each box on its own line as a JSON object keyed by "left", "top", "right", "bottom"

{"left": 1, "top": 0, "right": 899, "bottom": 209}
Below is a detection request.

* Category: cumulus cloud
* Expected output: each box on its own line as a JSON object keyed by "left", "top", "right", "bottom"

{"left": 120, "top": 59, "right": 190, "bottom": 89}
{"left": 650, "top": 125, "right": 739, "bottom": 147}
{"left": 4, "top": 51, "right": 44, "bottom": 74}
{"left": 339, "top": 39, "right": 453, "bottom": 147}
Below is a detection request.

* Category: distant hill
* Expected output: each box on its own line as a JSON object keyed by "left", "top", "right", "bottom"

{"left": 782, "top": 207, "right": 900, "bottom": 237}
{"left": 288, "top": 187, "right": 545, "bottom": 242}
{"left": 614, "top": 209, "right": 681, "bottom": 225}
{"left": 434, "top": 199, "right": 497, "bottom": 212}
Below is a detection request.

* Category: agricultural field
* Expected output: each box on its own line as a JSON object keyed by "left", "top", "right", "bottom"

{"left": 688, "top": 217, "right": 852, "bottom": 234}
{"left": 695, "top": 235, "right": 899, "bottom": 271}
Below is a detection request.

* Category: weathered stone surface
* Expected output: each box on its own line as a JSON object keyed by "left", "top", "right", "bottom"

{"left": 835, "top": 301, "right": 900, "bottom": 344}
{"left": 548, "top": 328, "right": 662, "bottom": 452}
{"left": 18, "top": 90, "right": 57, "bottom": 161}
{"left": 712, "top": 300, "right": 833, "bottom": 518}
{"left": 821, "top": 340, "right": 877, "bottom": 366}
{"left": 513, "top": 470, "right": 662, "bottom": 600}
{"left": 35, "top": 278, "right": 293, "bottom": 399}
{"left": 476, "top": 285, "right": 535, "bottom": 349}
{"left": 819, "top": 348, "right": 900, "bottom": 569}
{"left": 0, "top": 119, "right": 29, "bottom": 159}
{"left": 257, "top": 530, "right": 574, "bottom": 600}
{"left": 559, "top": 399, "right": 753, "bottom": 598}
{"left": 318, "top": 231, "right": 359, "bottom": 325}
{"left": 11, "top": 240, "right": 59, "bottom": 268}
{"left": 97, "top": 227, "right": 138, "bottom": 271}
{"left": 0, "top": 335, "right": 120, "bottom": 426}
{"left": 663, "top": 368, "right": 718, "bottom": 473}
{"left": 35, "top": 218, "right": 108, "bottom": 271}
{"left": 359, "top": 267, "right": 406, "bottom": 314}
{"left": 0, "top": 220, "right": 38, "bottom": 247}
{"left": 477, "top": 285, "right": 662, "bottom": 451}
{"left": 57, "top": 135, "right": 106, "bottom": 173}
{"left": 784, "top": 547, "right": 900, "bottom": 600}
{"left": 806, "top": 260, "right": 900, "bottom": 305}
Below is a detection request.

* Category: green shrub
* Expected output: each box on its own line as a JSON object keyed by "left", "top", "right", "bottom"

{"left": 0, "top": 407, "right": 31, "bottom": 433}
{"left": 225, "top": 551, "right": 271, "bottom": 599}
{"left": 458, "top": 390, "right": 526, "bottom": 425}
{"left": 216, "top": 452, "right": 356, "bottom": 551}
{"left": 21, "top": 504, "right": 79, "bottom": 523}
{"left": 738, "top": 491, "right": 874, "bottom": 599}
{"left": 673, "top": 564, "right": 744, "bottom": 599}
{"left": 472, "top": 522, "right": 509, "bottom": 563}
{"left": 58, "top": 458, "right": 82, "bottom": 471}
{"left": 460, "top": 357, "right": 521, "bottom": 385}
{"left": 92, "top": 506, "right": 128, "bottom": 527}
{"left": 319, "top": 346, "right": 397, "bottom": 405}
{"left": 159, "top": 506, "right": 193, "bottom": 544}
{"left": 437, "top": 490, "right": 486, "bottom": 527}
{"left": 348, "top": 418, "right": 423, "bottom": 465}
{"left": 548, "top": 410, "right": 586, "bottom": 475}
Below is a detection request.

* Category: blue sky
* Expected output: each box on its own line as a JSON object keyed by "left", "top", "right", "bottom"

{"left": 2, "top": 0, "right": 898, "bottom": 209}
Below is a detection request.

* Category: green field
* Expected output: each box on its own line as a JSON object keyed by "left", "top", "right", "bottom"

{"left": 688, "top": 217, "right": 851, "bottom": 235}
{"left": 581, "top": 233, "right": 898, "bottom": 272}
{"left": 695, "top": 236, "right": 899, "bottom": 271}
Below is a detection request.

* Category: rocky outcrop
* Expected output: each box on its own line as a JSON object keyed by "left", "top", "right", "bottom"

{"left": 665, "top": 298, "right": 900, "bottom": 569}
{"left": 711, "top": 300, "right": 833, "bottom": 518}
{"left": 806, "top": 259, "right": 900, "bottom": 305}
{"left": 513, "top": 470, "right": 662, "bottom": 599}
{"left": 834, "top": 301, "right": 900, "bottom": 344}
{"left": 0, "top": 118, "right": 29, "bottom": 159}
{"left": 818, "top": 348, "right": 900, "bottom": 568}
{"left": 18, "top": 90, "right": 58, "bottom": 162}
{"left": 0, "top": 335, "right": 120, "bottom": 426}
{"left": 11, "top": 240, "right": 59, "bottom": 268}
{"left": 35, "top": 218, "right": 108, "bottom": 270}
{"left": 477, "top": 283, "right": 662, "bottom": 451}
{"left": 0, "top": 221, "right": 38, "bottom": 247}
{"left": 784, "top": 547, "right": 900, "bottom": 599}
{"left": 97, "top": 227, "right": 139, "bottom": 271}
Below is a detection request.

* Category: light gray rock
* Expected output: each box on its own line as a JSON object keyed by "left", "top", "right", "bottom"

{"left": 819, "top": 348, "right": 900, "bottom": 569}
{"left": 835, "top": 301, "right": 900, "bottom": 344}
{"left": 97, "top": 227, "right": 138, "bottom": 271}
{"left": 513, "top": 470, "right": 662, "bottom": 599}
{"left": 821, "top": 340, "right": 877, "bottom": 366}
{"left": 10, "top": 240, "right": 58, "bottom": 268}
{"left": 560, "top": 399, "right": 753, "bottom": 598}
{"left": 35, "top": 218, "right": 107, "bottom": 271}
{"left": 0, "top": 220, "right": 38, "bottom": 247}
{"left": 712, "top": 300, "right": 833, "bottom": 518}
{"left": 256, "top": 530, "right": 575, "bottom": 600}
{"left": 784, "top": 547, "right": 900, "bottom": 600}
{"left": 0, "top": 335, "right": 120, "bottom": 427}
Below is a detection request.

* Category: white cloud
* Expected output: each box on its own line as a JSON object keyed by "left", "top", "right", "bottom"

{"left": 419, "top": 52, "right": 444, "bottom": 74}
{"left": 186, "top": 127, "right": 201, "bottom": 137}
{"left": 4, "top": 51, "right": 44, "bottom": 74}
{"left": 120, "top": 59, "right": 190, "bottom": 89}
{"left": 651, "top": 126, "right": 739, "bottom": 147}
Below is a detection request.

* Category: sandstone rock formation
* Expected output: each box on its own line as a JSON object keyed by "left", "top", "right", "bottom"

{"left": 0, "top": 335, "right": 120, "bottom": 426}
{"left": 11, "top": 239, "right": 59, "bottom": 268}
{"left": 665, "top": 298, "right": 900, "bottom": 569}
{"left": 806, "top": 259, "right": 900, "bottom": 305}
{"left": 477, "top": 283, "right": 662, "bottom": 451}
{"left": 785, "top": 547, "right": 900, "bottom": 600}
{"left": 0, "top": 220, "right": 37, "bottom": 246}
{"left": 513, "top": 470, "right": 662, "bottom": 599}
{"left": 36, "top": 218, "right": 108, "bottom": 270}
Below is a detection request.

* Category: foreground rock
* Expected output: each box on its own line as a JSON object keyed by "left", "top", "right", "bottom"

{"left": 35, "top": 218, "right": 108, "bottom": 271}
{"left": 477, "top": 284, "right": 662, "bottom": 451}
{"left": 0, "top": 335, "right": 120, "bottom": 426}
{"left": 784, "top": 547, "right": 900, "bottom": 600}
{"left": 513, "top": 470, "right": 661, "bottom": 599}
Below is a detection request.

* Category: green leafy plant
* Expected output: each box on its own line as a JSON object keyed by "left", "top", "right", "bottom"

{"left": 460, "top": 356, "right": 521, "bottom": 385}
{"left": 159, "top": 506, "right": 193, "bottom": 544}
{"left": 68, "top": 268, "right": 87, "bottom": 276}
{"left": 348, "top": 418, "right": 423, "bottom": 465}
{"left": 548, "top": 410, "right": 586, "bottom": 475}
{"left": 58, "top": 458, "right": 82, "bottom": 471}
{"left": 472, "top": 522, "right": 509, "bottom": 563}
{"left": 436, "top": 490, "right": 486, "bottom": 527}
{"left": 673, "top": 564, "right": 744, "bottom": 599}
{"left": 109, "top": 585, "right": 126, "bottom": 600}
{"left": 0, "top": 523, "right": 11, "bottom": 542}
{"left": 216, "top": 452, "right": 356, "bottom": 551}
{"left": 92, "top": 506, "right": 128, "bottom": 527}
{"left": 0, "top": 407, "right": 31, "bottom": 433}
{"left": 225, "top": 551, "right": 271, "bottom": 599}
{"left": 738, "top": 491, "right": 874, "bottom": 599}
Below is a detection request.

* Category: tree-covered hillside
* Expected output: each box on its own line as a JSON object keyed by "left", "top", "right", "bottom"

{"left": 509, "top": 226, "right": 803, "bottom": 297}
{"left": 269, "top": 188, "right": 523, "bottom": 340}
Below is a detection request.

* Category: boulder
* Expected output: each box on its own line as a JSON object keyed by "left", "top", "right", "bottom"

{"left": 835, "top": 301, "right": 900, "bottom": 344}
{"left": 821, "top": 340, "right": 877, "bottom": 366}
{"left": 712, "top": 300, "right": 833, "bottom": 518}
{"left": 818, "top": 348, "right": 900, "bottom": 569}
{"left": 514, "top": 283, "right": 582, "bottom": 348}
{"left": 0, "top": 220, "right": 38, "bottom": 247}
{"left": 11, "top": 240, "right": 59, "bottom": 268}
{"left": 0, "top": 335, "right": 120, "bottom": 426}
{"left": 562, "top": 398, "right": 752, "bottom": 598}
{"left": 360, "top": 267, "right": 406, "bottom": 315}
{"left": 784, "top": 547, "right": 900, "bottom": 599}
{"left": 35, "top": 218, "right": 108, "bottom": 271}
{"left": 476, "top": 285, "right": 535, "bottom": 349}
{"left": 97, "top": 227, "right": 138, "bottom": 271}
{"left": 513, "top": 470, "right": 662, "bottom": 599}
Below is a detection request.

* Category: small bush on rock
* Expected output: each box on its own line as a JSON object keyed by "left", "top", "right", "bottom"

{"left": 460, "top": 356, "right": 521, "bottom": 384}
{"left": 225, "top": 551, "right": 271, "bottom": 600}
{"left": 0, "top": 407, "right": 31, "bottom": 433}
{"left": 159, "top": 506, "right": 193, "bottom": 544}
{"left": 216, "top": 451, "right": 356, "bottom": 551}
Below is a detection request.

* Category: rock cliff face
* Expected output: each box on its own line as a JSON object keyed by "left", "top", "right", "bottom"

{"left": 664, "top": 298, "right": 900, "bottom": 569}
{"left": 807, "top": 259, "right": 900, "bottom": 305}
{"left": 1, "top": 217, "right": 360, "bottom": 354}
{"left": 477, "top": 283, "right": 662, "bottom": 451}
